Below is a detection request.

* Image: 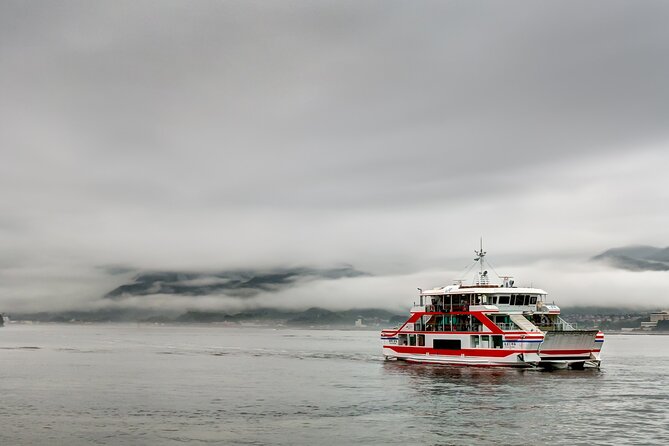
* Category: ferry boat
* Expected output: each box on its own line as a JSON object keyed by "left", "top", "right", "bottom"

{"left": 381, "top": 244, "right": 604, "bottom": 369}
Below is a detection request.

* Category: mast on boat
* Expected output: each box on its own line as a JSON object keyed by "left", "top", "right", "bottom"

{"left": 474, "top": 237, "right": 489, "bottom": 285}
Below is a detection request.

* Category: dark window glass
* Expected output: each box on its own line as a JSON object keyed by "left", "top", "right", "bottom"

{"left": 498, "top": 295, "right": 510, "bottom": 304}
{"left": 433, "top": 339, "right": 461, "bottom": 350}
{"left": 530, "top": 296, "right": 537, "bottom": 304}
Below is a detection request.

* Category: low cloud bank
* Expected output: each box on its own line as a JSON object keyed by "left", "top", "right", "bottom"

{"left": 8, "top": 255, "right": 666, "bottom": 317}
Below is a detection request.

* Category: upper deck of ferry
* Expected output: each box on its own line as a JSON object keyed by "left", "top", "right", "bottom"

{"left": 420, "top": 285, "right": 547, "bottom": 297}
{"left": 412, "top": 243, "right": 555, "bottom": 313}
{"left": 410, "top": 268, "right": 562, "bottom": 318}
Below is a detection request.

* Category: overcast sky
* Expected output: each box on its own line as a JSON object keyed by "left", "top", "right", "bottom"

{"left": 2, "top": 1, "right": 668, "bottom": 312}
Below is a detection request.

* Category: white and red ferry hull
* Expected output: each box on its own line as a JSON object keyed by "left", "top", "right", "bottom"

{"left": 381, "top": 330, "right": 604, "bottom": 369}
{"left": 381, "top": 331, "right": 545, "bottom": 368}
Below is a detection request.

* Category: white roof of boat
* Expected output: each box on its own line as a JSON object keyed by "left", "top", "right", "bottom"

{"left": 420, "top": 286, "right": 547, "bottom": 296}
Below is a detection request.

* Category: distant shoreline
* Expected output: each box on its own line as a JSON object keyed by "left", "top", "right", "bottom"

{"left": 4, "top": 321, "right": 669, "bottom": 334}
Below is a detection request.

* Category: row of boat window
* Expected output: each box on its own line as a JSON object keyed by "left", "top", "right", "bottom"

{"left": 413, "top": 314, "right": 521, "bottom": 332}
{"left": 424, "top": 294, "right": 539, "bottom": 306}
{"left": 471, "top": 335, "right": 504, "bottom": 349}
{"left": 415, "top": 314, "right": 483, "bottom": 332}
{"left": 490, "top": 294, "right": 537, "bottom": 306}
{"left": 398, "top": 334, "right": 427, "bottom": 346}
{"left": 397, "top": 334, "right": 504, "bottom": 349}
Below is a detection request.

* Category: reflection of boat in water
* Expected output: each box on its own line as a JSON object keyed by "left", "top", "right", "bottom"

{"left": 381, "top": 243, "right": 603, "bottom": 369}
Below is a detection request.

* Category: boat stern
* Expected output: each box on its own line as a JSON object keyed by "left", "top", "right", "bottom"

{"left": 381, "top": 329, "right": 400, "bottom": 359}
{"left": 538, "top": 329, "right": 604, "bottom": 369}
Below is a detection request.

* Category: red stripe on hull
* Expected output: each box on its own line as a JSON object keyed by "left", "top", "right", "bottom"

{"left": 386, "top": 346, "right": 536, "bottom": 357}
{"left": 473, "top": 311, "right": 504, "bottom": 334}
{"left": 404, "top": 359, "right": 522, "bottom": 368}
{"left": 539, "top": 349, "right": 593, "bottom": 355}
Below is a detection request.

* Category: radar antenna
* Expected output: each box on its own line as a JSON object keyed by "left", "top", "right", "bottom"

{"left": 474, "top": 237, "right": 486, "bottom": 271}
{"left": 474, "top": 237, "right": 489, "bottom": 285}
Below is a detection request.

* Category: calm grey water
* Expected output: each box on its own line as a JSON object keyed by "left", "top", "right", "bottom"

{"left": 0, "top": 324, "right": 667, "bottom": 445}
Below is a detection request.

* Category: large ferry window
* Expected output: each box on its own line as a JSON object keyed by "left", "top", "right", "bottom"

{"left": 433, "top": 339, "right": 461, "bottom": 350}
{"left": 471, "top": 335, "right": 480, "bottom": 348}
{"left": 530, "top": 296, "right": 537, "bottom": 304}
{"left": 490, "top": 295, "right": 497, "bottom": 304}
{"left": 498, "top": 295, "right": 510, "bottom": 304}
{"left": 480, "top": 335, "right": 490, "bottom": 348}
{"left": 409, "top": 334, "right": 416, "bottom": 346}
{"left": 418, "top": 334, "right": 425, "bottom": 346}
{"left": 398, "top": 334, "right": 407, "bottom": 345}
{"left": 492, "top": 336, "right": 503, "bottom": 348}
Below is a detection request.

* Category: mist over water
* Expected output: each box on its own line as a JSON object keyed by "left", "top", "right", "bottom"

{"left": 0, "top": 325, "right": 667, "bottom": 445}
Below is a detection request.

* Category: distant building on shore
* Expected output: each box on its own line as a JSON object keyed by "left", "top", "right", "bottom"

{"left": 640, "top": 311, "right": 669, "bottom": 330}
{"left": 650, "top": 311, "right": 669, "bottom": 323}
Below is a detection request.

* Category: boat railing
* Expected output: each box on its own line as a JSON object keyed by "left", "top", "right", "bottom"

{"left": 558, "top": 317, "right": 577, "bottom": 330}
{"left": 410, "top": 322, "right": 486, "bottom": 332}
{"left": 495, "top": 323, "right": 518, "bottom": 331}
{"left": 420, "top": 305, "right": 470, "bottom": 313}
{"left": 538, "top": 319, "right": 578, "bottom": 331}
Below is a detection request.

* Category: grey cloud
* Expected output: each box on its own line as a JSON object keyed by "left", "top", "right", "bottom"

{"left": 593, "top": 245, "right": 669, "bottom": 271}
{"left": 1, "top": 1, "right": 668, "bottom": 311}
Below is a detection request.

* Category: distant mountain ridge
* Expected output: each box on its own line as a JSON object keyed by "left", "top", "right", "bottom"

{"left": 592, "top": 245, "right": 669, "bottom": 271}
{"left": 105, "top": 266, "right": 367, "bottom": 299}
{"left": 10, "top": 307, "right": 404, "bottom": 326}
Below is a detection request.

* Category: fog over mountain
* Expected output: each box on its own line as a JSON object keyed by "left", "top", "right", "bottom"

{"left": 593, "top": 246, "right": 669, "bottom": 272}
{"left": 104, "top": 266, "right": 366, "bottom": 299}
{"left": 2, "top": 1, "right": 669, "bottom": 313}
